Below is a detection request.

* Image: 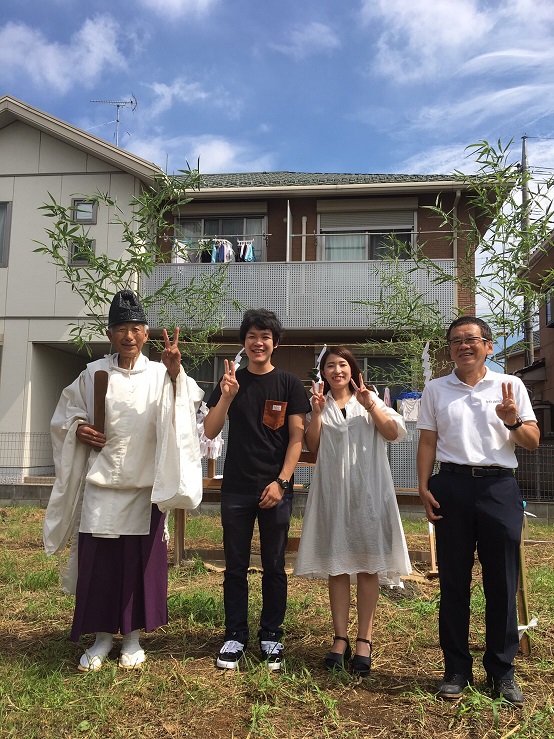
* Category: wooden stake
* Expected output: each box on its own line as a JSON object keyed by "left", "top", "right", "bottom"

{"left": 427, "top": 521, "right": 439, "bottom": 578}
{"left": 517, "top": 515, "right": 531, "bottom": 656}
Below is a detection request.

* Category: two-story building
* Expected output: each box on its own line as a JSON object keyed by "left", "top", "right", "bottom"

{"left": 0, "top": 95, "right": 482, "bottom": 481}
{"left": 0, "top": 95, "right": 162, "bottom": 479}
{"left": 143, "top": 171, "right": 479, "bottom": 398}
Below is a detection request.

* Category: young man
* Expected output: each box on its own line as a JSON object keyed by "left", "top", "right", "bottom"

{"left": 204, "top": 309, "right": 310, "bottom": 670}
{"left": 417, "top": 316, "right": 540, "bottom": 706}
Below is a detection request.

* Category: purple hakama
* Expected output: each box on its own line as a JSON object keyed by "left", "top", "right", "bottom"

{"left": 70, "top": 505, "right": 168, "bottom": 640}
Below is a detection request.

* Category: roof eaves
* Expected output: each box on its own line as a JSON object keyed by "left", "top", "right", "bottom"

{"left": 190, "top": 179, "right": 474, "bottom": 200}
{"left": 0, "top": 95, "right": 162, "bottom": 184}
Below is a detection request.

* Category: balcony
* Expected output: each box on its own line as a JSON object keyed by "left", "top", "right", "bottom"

{"left": 141, "top": 259, "right": 455, "bottom": 331}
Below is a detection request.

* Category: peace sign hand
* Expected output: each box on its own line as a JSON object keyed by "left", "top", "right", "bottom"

{"left": 221, "top": 359, "right": 240, "bottom": 400}
{"left": 495, "top": 382, "right": 518, "bottom": 426}
{"left": 311, "top": 380, "right": 326, "bottom": 415}
{"left": 162, "top": 327, "right": 181, "bottom": 381}
{"left": 351, "top": 373, "right": 374, "bottom": 412}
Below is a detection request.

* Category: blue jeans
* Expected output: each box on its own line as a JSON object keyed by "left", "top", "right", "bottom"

{"left": 221, "top": 491, "right": 292, "bottom": 643}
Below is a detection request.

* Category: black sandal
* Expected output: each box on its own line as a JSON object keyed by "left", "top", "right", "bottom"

{"left": 351, "top": 638, "right": 372, "bottom": 677}
{"left": 324, "top": 635, "right": 351, "bottom": 671}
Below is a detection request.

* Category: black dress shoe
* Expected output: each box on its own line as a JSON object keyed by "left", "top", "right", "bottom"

{"left": 437, "top": 673, "right": 473, "bottom": 699}
{"left": 351, "top": 638, "right": 372, "bottom": 677}
{"left": 324, "top": 635, "right": 351, "bottom": 671}
{"left": 487, "top": 677, "right": 524, "bottom": 707}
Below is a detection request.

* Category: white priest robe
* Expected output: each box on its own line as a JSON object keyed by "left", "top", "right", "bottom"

{"left": 43, "top": 353, "right": 204, "bottom": 592}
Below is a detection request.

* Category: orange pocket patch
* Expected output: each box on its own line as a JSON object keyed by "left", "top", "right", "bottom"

{"left": 262, "top": 400, "right": 288, "bottom": 430}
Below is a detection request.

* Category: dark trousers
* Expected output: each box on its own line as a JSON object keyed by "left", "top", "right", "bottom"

{"left": 71, "top": 506, "right": 168, "bottom": 641}
{"left": 221, "top": 491, "right": 292, "bottom": 643}
{"left": 429, "top": 470, "right": 523, "bottom": 680}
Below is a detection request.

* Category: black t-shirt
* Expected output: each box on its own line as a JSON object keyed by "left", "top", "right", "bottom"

{"left": 207, "top": 367, "right": 310, "bottom": 495}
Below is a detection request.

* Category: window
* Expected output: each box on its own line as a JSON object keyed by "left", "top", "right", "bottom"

{"left": 0, "top": 202, "right": 12, "bottom": 267}
{"left": 546, "top": 287, "right": 554, "bottom": 328}
{"left": 355, "top": 356, "right": 405, "bottom": 400}
{"left": 319, "top": 210, "right": 415, "bottom": 261}
{"left": 72, "top": 198, "right": 98, "bottom": 225}
{"left": 175, "top": 216, "right": 266, "bottom": 261}
{"left": 69, "top": 238, "right": 95, "bottom": 265}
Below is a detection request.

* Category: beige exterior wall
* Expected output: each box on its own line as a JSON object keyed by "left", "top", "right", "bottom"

{"left": 0, "top": 119, "right": 151, "bottom": 434}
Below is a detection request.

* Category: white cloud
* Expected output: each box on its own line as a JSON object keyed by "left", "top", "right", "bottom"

{"left": 143, "top": 77, "right": 241, "bottom": 120}
{"left": 137, "top": 0, "right": 218, "bottom": 17}
{"left": 128, "top": 134, "right": 275, "bottom": 173}
{"left": 271, "top": 21, "right": 340, "bottom": 60}
{"left": 459, "top": 48, "right": 554, "bottom": 77}
{"left": 411, "top": 84, "right": 554, "bottom": 131}
{"left": 146, "top": 79, "right": 211, "bottom": 117}
{"left": 397, "top": 144, "right": 482, "bottom": 175}
{"left": 359, "top": 0, "right": 492, "bottom": 82}
{"left": 0, "top": 16, "right": 126, "bottom": 94}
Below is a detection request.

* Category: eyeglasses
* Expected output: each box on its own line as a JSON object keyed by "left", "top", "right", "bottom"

{"left": 447, "top": 337, "right": 489, "bottom": 347}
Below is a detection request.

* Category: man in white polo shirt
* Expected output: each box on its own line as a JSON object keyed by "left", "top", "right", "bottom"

{"left": 417, "top": 316, "right": 539, "bottom": 707}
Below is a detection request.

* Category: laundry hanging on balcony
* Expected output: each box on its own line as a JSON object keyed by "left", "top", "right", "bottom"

{"left": 211, "top": 239, "right": 236, "bottom": 263}
{"left": 237, "top": 239, "right": 255, "bottom": 262}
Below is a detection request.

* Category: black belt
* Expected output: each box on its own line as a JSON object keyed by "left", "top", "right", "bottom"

{"left": 440, "top": 462, "right": 515, "bottom": 478}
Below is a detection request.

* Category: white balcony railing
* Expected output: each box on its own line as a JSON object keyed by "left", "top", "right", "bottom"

{"left": 141, "top": 259, "right": 455, "bottom": 330}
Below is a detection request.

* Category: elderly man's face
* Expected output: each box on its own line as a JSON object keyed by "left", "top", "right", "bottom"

{"left": 107, "top": 322, "right": 149, "bottom": 367}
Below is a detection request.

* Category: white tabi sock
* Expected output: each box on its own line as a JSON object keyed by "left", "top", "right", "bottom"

{"left": 78, "top": 631, "right": 113, "bottom": 671}
{"left": 119, "top": 629, "right": 145, "bottom": 668}
{"left": 121, "top": 629, "right": 141, "bottom": 654}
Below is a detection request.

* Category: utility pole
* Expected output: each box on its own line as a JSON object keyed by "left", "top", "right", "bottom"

{"left": 521, "top": 135, "right": 535, "bottom": 366}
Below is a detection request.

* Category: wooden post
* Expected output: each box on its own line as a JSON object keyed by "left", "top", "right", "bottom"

{"left": 173, "top": 509, "right": 185, "bottom": 566}
{"left": 517, "top": 515, "right": 531, "bottom": 656}
{"left": 207, "top": 458, "right": 216, "bottom": 478}
{"left": 427, "top": 522, "right": 439, "bottom": 578}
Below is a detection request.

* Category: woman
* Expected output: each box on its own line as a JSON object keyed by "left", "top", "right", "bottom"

{"left": 294, "top": 347, "right": 411, "bottom": 675}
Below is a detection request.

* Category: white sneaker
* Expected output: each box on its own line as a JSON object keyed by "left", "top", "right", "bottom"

{"left": 260, "top": 640, "right": 284, "bottom": 671}
{"left": 216, "top": 640, "right": 245, "bottom": 669}
{"left": 118, "top": 649, "right": 146, "bottom": 669}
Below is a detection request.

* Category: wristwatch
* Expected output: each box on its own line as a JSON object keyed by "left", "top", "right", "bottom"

{"left": 276, "top": 477, "right": 290, "bottom": 491}
{"left": 504, "top": 416, "right": 523, "bottom": 430}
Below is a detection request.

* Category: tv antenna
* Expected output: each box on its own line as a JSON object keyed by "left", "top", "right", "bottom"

{"left": 90, "top": 95, "right": 137, "bottom": 147}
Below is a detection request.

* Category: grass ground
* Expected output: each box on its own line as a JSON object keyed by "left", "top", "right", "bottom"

{"left": 1, "top": 507, "right": 553, "bottom": 738}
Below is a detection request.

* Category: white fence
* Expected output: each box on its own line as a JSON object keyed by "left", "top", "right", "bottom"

{"left": 141, "top": 260, "right": 456, "bottom": 330}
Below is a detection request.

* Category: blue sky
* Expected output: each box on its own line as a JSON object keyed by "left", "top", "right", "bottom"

{"left": 2, "top": 0, "right": 554, "bottom": 178}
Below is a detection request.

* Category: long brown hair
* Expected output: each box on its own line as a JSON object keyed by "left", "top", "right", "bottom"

{"left": 319, "top": 346, "right": 363, "bottom": 395}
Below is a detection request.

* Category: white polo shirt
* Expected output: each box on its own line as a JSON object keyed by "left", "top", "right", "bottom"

{"left": 417, "top": 368, "right": 536, "bottom": 468}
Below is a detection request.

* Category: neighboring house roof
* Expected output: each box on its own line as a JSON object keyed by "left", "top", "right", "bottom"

{"left": 185, "top": 170, "right": 475, "bottom": 199}
{"left": 493, "top": 331, "right": 540, "bottom": 361}
{"left": 0, "top": 95, "right": 162, "bottom": 184}
{"left": 199, "top": 172, "right": 452, "bottom": 187}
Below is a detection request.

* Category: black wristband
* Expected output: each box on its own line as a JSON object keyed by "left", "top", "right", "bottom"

{"left": 504, "top": 416, "right": 523, "bottom": 430}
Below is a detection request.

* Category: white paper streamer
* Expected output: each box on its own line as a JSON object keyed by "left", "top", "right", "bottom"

{"left": 233, "top": 347, "right": 244, "bottom": 370}
{"left": 518, "top": 616, "right": 538, "bottom": 640}
{"left": 314, "top": 344, "right": 328, "bottom": 389}
{"left": 196, "top": 401, "right": 224, "bottom": 459}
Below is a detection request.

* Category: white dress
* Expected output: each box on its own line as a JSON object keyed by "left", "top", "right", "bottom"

{"left": 294, "top": 393, "right": 412, "bottom": 584}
